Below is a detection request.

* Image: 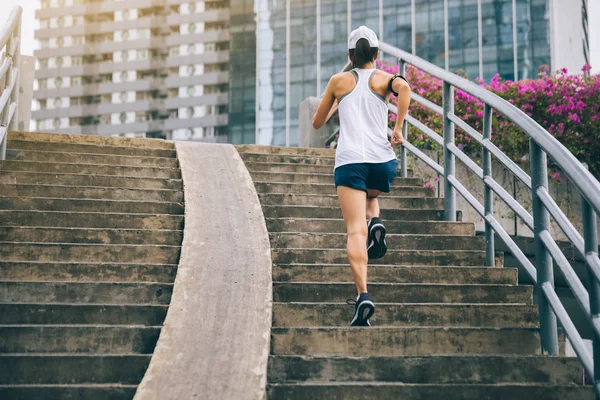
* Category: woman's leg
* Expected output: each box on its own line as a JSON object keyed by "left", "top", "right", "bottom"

{"left": 337, "top": 185, "right": 368, "bottom": 295}
{"left": 366, "top": 189, "right": 387, "bottom": 259}
{"left": 366, "top": 190, "right": 382, "bottom": 220}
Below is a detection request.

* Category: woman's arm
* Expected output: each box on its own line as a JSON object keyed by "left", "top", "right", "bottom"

{"left": 390, "top": 78, "right": 411, "bottom": 147}
{"left": 312, "top": 77, "right": 337, "bottom": 130}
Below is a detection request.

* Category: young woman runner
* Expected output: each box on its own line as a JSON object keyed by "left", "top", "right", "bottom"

{"left": 312, "top": 26, "right": 411, "bottom": 326}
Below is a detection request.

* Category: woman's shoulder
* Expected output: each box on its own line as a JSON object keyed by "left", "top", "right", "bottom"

{"left": 329, "top": 71, "right": 359, "bottom": 97}
{"left": 372, "top": 69, "right": 410, "bottom": 90}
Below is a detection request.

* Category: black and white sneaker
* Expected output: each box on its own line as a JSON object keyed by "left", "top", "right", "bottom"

{"left": 347, "top": 292, "right": 375, "bottom": 327}
{"left": 367, "top": 217, "right": 387, "bottom": 259}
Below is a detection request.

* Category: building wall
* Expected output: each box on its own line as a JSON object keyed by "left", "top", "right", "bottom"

{"left": 548, "top": 0, "right": 586, "bottom": 74}
{"left": 228, "top": 0, "right": 257, "bottom": 144}
{"left": 33, "top": 0, "right": 230, "bottom": 141}
{"left": 589, "top": 0, "right": 600, "bottom": 75}
{"left": 232, "top": 0, "right": 554, "bottom": 147}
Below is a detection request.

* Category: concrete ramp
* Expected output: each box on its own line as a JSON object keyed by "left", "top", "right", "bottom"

{"left": 135, "top": 143, "right": 272, "bottom": 400}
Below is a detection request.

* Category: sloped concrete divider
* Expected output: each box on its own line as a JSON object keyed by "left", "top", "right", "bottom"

{"left": 135, "top": 143, "right": 272, "bottom": 400}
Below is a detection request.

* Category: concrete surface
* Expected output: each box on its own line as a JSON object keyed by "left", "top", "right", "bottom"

{"left": 17, "top": 56, "right": 34, "bottom": 131}
{"left": 8, "top": 131, "right": 175, "bottom": 149}
{"left": 135, "top": 142, "right": 272, "bottom": 400}
{"left": 299, "top": 97, "right": 324, "bottom": 148}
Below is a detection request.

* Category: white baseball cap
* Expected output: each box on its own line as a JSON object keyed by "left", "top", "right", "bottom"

{"left": 348, "top": 26, "right": 379, "bottom": 50}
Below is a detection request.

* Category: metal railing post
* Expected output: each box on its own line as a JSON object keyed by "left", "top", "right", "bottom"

{"left": 442, "top": 81, "right": 456, "bottom": 221}
{"left": 8, "top": 16, "right": 20, "bottom": 133}
{"left": 583, "top": 200, "right": 600, "bottom": 395}
{"left": 483, "top": 104, "right": 495, "bottom": 266}
{"left": 399, "top": 58, "right": 408, "bottom": 178}
{"left": 0, "top": 7, "right": 21, "bottom": 160}
{"left": 530, "top": 139, "right": 559, "bottom": 354}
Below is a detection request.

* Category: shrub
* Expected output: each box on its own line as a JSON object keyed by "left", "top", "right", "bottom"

{"left": 377, "top": 60, "right": 600, "bottom": 179}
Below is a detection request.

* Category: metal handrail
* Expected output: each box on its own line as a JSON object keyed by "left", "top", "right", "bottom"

{"left": 0, "top": 6, "right": 22, "bottom": 159}
{"left": 317, "top": 41, "right": 600, "bottom": 395}
{"left": 380, "top": 41, "right": 600, "bottom": 394}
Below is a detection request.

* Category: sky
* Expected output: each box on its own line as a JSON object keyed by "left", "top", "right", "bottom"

{"left": 5, "top": 0, "right": 38, "bottom": 56}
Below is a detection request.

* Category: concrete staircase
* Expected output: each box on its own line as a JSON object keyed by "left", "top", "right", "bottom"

{"left": 237, "top": 145, "right": 593, "bottom": 399}
{"left": 0, "top": 132, "right": 183, "bottom": 399}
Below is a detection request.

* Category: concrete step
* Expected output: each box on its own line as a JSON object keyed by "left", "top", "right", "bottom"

{"left": 0, "top": 184, "right": 183, "bottom": 202}
{"left": 270, "top": 233, "right": 485, "bottom": 251}
{"left": 8, "top": 140, "right": 176, "bottom": 158}
{"left": 240, "top": 152, "right": 336, "bottom": 165}
{"left": 273, "top": 282, "right": 531, "bottom": 304}
{"left": 246, "top": 162, "right": 413, "bottom": 177}
{"left": 0, "top": 197, "right": 184, "bottom": 214}
{"left": 272, "top": 249, "right": 503, "bottom": 266}
{"left": 0, "top": 227, "right": 183, "bottom": 245}
{"left": 266, "top": 218, "right": 475, "bottom": 235}
{"left": 268, "top": 355, "right": 584, "bottom": 384}
{"left": 236, "top": 145, "right": 335, "bottom": 157}
{"left": 250, "top": 171, "right": 422, "bottom": 186}
{"left": 0, "top": 262, "right": 176, "bottom": 282}
{"left": 0, "top": 242, "right": 180, "bottom": 264}
{"left": 0, "top": 171, "right": 182, "bottom": 190}
{"left": 244, "top": 161, "right": 336, "bottom": 174}
{"left": 273, "top": 265, "right": 516, "bottom": 284}
{"left": 0, "top": 211, "right": 184, "bottom": 230}
{"left": 259, "top": 194, "right": 440, "bottom": 209}
{"left": 270, "top": 327, "right": 541, "bottom": 356}
{"left": 0, "top": 281, "right": 172, "bottom": 304}
{"left": 254, "top": 182, "right": 435, "bottom": 197}
{"left": 0, "top": 354, "right": 151, "bottom": 384}
{"left": 0, "top": 325, "right": 161, "bottom": 353}
{"left": 245, "top": 161, "right": 413, "bottom": 176}
{"left": 267, "top": 383, "right": 593, "bottom": 400}
{"left": 0, "top": 160, "right": 181, "bottom": 179}
{"left": 0, "top": 304, "right": 167, "bottom": 325}
{"left": 262, "top": 206, "right": 453, "bottom": 221}
{"left": 7, "top": 149, "right": 178, "bottom": 168}
{"left": 8, "top": 131, "right": 175, "bottom": 150}
{"left": 272, "top": 303, "right": 538, "bottom": 328}
{"left": 0, "top": 385, "right": 137, "bottom": 400}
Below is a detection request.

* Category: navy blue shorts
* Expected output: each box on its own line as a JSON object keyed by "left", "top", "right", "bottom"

{"left": 334, "top": 159, "right": 398, "bottom": 195}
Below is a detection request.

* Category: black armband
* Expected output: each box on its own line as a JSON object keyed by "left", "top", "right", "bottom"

{"left": 388, "top": 74, "right": 408, "bottom": 96}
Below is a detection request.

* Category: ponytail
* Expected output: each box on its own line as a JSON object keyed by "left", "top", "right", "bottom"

{"left": 349, "top": 38, "right": 378, "bottom": 68}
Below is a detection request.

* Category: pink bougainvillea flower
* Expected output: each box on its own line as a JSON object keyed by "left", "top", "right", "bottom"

{"left": 376, "top": 60, "right": 600, "bottom": 178}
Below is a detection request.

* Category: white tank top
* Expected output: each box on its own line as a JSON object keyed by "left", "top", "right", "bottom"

{"left": 334, "top": 68, "right": 397, "bottom": 170}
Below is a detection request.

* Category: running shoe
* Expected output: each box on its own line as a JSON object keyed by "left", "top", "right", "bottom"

{"left": 347, "top": 292, "right": 375, "bottom": 326}
{"left": 367, "top": 217, "right": 387, "bottom": 259}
